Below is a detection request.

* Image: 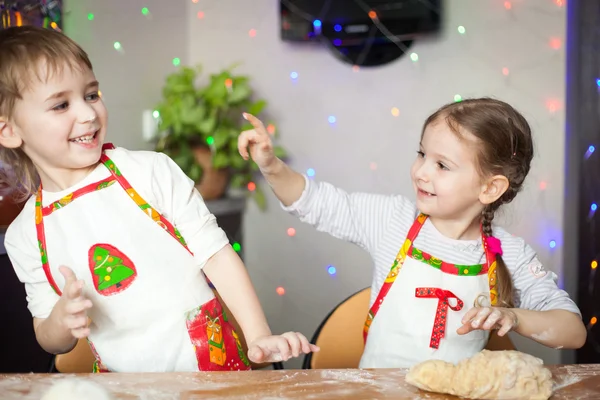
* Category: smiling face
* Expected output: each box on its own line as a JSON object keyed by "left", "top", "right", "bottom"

{"left": 410, "top": 119, "right": 487, "bottom": 221}
{"left": 4, "top": 61, "right": 107, "bottom": 189}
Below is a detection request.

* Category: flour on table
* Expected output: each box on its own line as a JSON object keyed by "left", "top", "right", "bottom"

{"left": 41, "top": 379, "right": 113, "bottom": 400}
{"left": 552, "top": 374, "right": 583, "bottom": 391}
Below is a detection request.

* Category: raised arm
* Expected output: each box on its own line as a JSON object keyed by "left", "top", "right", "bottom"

{"left": 238, "top": 113, "right": 410, "bottom": 253}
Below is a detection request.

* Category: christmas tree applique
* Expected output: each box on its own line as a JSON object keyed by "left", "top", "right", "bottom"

{"left": 88, "top": 244, "right": 137, "bottom": 296}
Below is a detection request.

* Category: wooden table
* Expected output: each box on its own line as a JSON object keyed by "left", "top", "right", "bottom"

{"left": 1, "top": 365, "right": 600, "bottom": 399}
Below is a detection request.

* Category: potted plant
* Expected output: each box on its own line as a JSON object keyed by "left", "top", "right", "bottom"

{"left": 153, "top": 65, "right": 287, "bottom": 210}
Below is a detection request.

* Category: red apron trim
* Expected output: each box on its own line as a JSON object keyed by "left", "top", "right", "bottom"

{"left": 415, "top": 287, "right": 464, "bottom": 349}
{"left": 35, "top": 191, "right": 61, "bottom": 296}
{"left": 88, "top": 339, "right": 110, "bottom": 373}
{"left": 42, "top": 177, "right": 116, "bottom": 217}
{"left": 99, "top": 152, "right": 192, "bottom": 254}
{"left": 407, "top": 244, "right": 488, "bottom": 276}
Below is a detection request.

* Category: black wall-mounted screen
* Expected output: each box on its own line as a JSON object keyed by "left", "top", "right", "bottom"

{"left": 281, "top": 0, "right": 441, "bottom": 45}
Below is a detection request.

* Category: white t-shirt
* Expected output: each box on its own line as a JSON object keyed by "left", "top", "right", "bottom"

{"left": 5, "top": 147, "right": 229, "bottom": 319}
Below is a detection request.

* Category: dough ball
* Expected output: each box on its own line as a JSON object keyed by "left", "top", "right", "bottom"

{"left": 406, "top": 350, "right": 553, "bottom": 400}
{"left": 41, "top": 378, "right": 113, "bottom": 400}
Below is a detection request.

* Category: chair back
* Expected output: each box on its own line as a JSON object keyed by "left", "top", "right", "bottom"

{"left": 303, "top": 287, "right": 370, "bottom": 369}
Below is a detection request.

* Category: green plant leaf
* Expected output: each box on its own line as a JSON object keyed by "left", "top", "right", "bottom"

{"left": 212, "top": 151, "right": 229, "bottom": 169}
{"left": 153, "top": 63, "right": 291, "bottom": 214}
{"left": 247, "top": 100, "right": 267, "bottom": 116}
{"left": 188, "top": 162, "right": 203, "bottom": 183}
{"left": 212, "top": 128, "right": 230, "bottom": 149}
{"left": 229, "top": 152, "right": 247, "bottom": 169}
{"left": 180, "top": 99, "right": 206, "bottom": 127}
{"left": 228, "top": 80, "right": 252, "bottom": 104}
{"left": 197, "top": 116, "right": 216, "bottom": 135}
{"left": 229, "top": 173, "right": 247, "bottom": 188}
{"left": 203, "top": 73, "right": 229, "bottom": 107}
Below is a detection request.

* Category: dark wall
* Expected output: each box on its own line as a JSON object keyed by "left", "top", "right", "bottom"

{"left": 566, "top": 0, "right": 600, "bottom": 364}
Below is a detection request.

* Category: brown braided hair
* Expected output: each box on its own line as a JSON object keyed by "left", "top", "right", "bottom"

{"left": 422, "top": 98, "right": 534, "bottom": 308}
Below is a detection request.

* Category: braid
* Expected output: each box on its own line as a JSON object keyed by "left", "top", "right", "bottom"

{"left": 482, "top": 203, "right": 515, "bottom": 308}
{"left": 481, "top": 205, "right": 497, "bottom": 237}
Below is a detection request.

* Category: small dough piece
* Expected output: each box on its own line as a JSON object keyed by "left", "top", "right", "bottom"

{"left": 41, "top": 378, "right": 113, "bottom": 400}
{"left": 406, "top": 350, "right": 553, "bottom": 400}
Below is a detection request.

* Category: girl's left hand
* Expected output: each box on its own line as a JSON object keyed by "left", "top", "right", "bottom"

{"left": 247, "top": 332, "right": 320, "bottom": 363}
{"left": 457, "top": 307, "right": 519, "bottom": 337}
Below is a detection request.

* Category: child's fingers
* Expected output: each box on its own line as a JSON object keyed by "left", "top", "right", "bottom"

{"left": 276, "top": 337, "right": 292, "bottom": 361}
{"left": 64, "top": 298, "right": 93, "bottom": 315}
{"left": 237, "top": 130, "right": 263, "bottom": 159}
{"left": 482, "top": 309, "right": 503, "bottom": 330}
{"left": 237, "top": 130, "right": 255, "bottom": 159}
{"left": 247, "top": 346, "right": 266, "bottom": 363}
{"left": 242, "top": 113, "right": 267, "bottom": 134}
{"left": 496, "top": 314, "right": 516, "bottom": 337}
{"left": 470, "top": 307, "right": 492, "bottom": 329}
{"left": 66, "top": 313, "right": 88, "bottom": 331}
{"left": 309, "top": 344, "right": 320, "bottom": 352}
{"left": 71, "top": 327, "right": 90, "bottom": 339}
{"left": 281, "top": 332, "right": 302, "bottom": 357}
{"left": 58, "top": 265, "right": 77, "bottom": 283}
{"left": 456, "top": 323, "right": 474, "bottom": 335}
{"left": 461, "top": 307, "right": 480, "bottom": 325}
{"left": 59, "top": 266, "right": 82, "bottom": 299}
{"left": 291, "top": 332, "right": 313, "bottom": 354}
{"left": 65, "top": 279, "right": 84, "bottom": 300}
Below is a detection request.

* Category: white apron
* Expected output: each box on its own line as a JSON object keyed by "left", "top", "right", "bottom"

{"left": 35, "top": 144, "right": 250, "bottom": 372}
{"left": 360, "top": 213, "right": 498, "bottom": 368}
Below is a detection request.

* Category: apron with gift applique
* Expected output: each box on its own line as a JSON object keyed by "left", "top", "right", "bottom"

{"left": 360, "top": 213, "right": 498, "bottom": 368}
{"left": 35, "top": 144, "right": 251, "bottom": 372}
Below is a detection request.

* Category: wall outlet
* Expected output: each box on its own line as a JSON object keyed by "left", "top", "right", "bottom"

{"left": 142, "top": 109, "right": 160, "bottom": 142}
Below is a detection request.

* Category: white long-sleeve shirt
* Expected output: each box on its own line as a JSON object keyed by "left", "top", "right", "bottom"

{"left": 283, "top": 176, "right": 581, "bottom": 315}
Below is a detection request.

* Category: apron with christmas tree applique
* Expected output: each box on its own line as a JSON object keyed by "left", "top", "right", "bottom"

{"left": 360, "top": 213, "right": 498, "bottom": 368}
{"left": 35, "top": 143, "right": 251, "bottom": 372}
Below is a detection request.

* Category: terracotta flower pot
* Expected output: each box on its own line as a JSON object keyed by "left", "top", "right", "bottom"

{"left": 192, "top": 145, "right": 229, "bottom": 201}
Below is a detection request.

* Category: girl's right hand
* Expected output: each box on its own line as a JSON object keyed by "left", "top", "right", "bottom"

{"left": 57, "top": 266, "right": 93, "bottom": 339}
{"left": 238, "top": 113, "right": 279, "bottom": 175}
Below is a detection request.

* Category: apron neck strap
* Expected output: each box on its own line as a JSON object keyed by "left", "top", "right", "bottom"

{"left": 410, "top": 214, "right": 498, "bottom": 268}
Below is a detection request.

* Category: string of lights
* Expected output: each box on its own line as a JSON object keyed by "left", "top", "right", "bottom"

{"left": 5, "top": 1, "right": 592, "bottom": 315}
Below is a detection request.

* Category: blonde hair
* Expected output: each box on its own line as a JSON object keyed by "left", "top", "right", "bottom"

{"left": 0, "top": 26, "right": 93, "bottom": 202}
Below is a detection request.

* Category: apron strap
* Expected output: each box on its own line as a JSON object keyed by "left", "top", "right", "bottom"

{"left": 35, "top": 143, "right": 194, "bottom": 296}
{"left": 99, "top": 151, "right": 192, "bottom": 254}
{"left": 363, "top": 214, "right": 428, "bottom": 341}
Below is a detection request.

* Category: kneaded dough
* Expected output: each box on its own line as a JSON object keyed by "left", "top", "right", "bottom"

{"left": 41, "top": 378, "right": 113, "bottom": 400}
{"left": 405, "top": 350, "right": 553, "bottom": 400}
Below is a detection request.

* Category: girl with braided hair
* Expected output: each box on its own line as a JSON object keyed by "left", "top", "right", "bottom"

{"left": 238, "top": 98, "right": 586, "bottom": 368}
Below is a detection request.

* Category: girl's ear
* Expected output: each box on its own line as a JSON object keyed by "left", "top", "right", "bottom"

{"left": 0, "top": 118, "right": 23, "bottom": 149}
{"left": 479, "top": 175, "right": 509, "bottom": 205}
